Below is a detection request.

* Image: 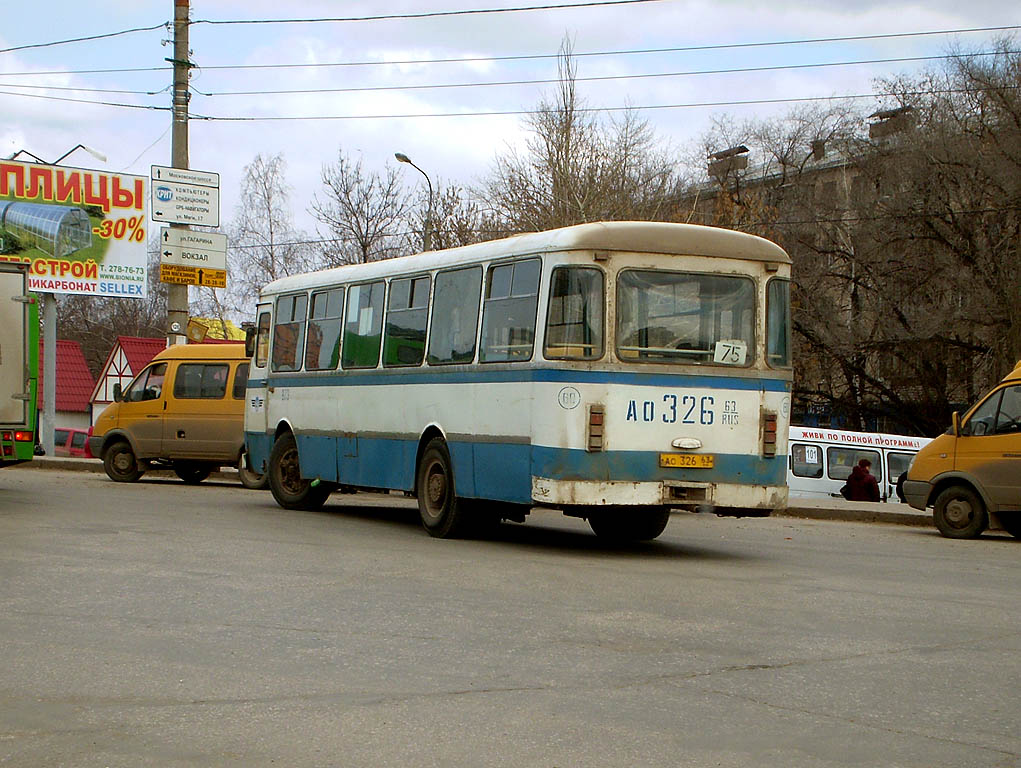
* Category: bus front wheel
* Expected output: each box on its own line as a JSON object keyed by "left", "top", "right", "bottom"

{"left": 416, "top": 438, "right": 467, "bottom": 538}
{"left": 933, "top": 485, "right": 987, "bottom": 539}
{"left": 588, "top": 507, "right": 671, "bottom": 542}
{"left": 268, "top": 432, "right": 331, "bottom": 510}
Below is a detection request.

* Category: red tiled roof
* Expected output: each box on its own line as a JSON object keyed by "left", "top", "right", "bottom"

{"left": 118, "top": 336, "right": 167, "bottom": 373}
{"left": 38, "top": 340, "right": 96, "bottom": 413}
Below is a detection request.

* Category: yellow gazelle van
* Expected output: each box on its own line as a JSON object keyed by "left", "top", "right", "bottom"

{"left": 89, "top": 343, "right": 264, "bottom": 488}
{"left": 903, "top": 361, "right": 1021, "bottom": 538}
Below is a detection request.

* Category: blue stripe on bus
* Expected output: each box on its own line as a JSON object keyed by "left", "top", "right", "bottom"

{"left": 247, "top": 367, "right": 791, "bottom": 392}
{"left": 248, "top": 431, "right": 785, "bottom": 505}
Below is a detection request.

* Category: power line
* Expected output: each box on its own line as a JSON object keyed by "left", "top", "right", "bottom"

{"left": 186, "top": 50, "right": 1014, "bottom": 98}
{"left": 0, "top": 22, "right": 168, "bottom": 55}
{"left": 0, "top": 82, "right": 168, "bottom": 96}
{"left": 192, "top": 0, "right": 667, "bottom": 27}
{"left": 5, "top": 24, "right": 1017, "bottom": 80}
{"left": 1, "top": 84, "right": 1014, "bottom": 120}
{"left": 3, "top": 25, "right": 1016, "bottom": 79}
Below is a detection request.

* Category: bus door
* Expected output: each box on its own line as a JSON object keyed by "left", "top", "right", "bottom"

{"left": 245, "top": 305, "right": 272, "bottom": 473}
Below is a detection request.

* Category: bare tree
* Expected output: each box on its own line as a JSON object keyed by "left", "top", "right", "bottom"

{"left": 311, "top": 151, "right": 411, "bottom": 264}
{"left": 478, "top": 37, "right": 688, "bottom": 233}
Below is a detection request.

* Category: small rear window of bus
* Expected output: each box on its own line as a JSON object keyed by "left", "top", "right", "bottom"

{"left": 272, "top": 294, "right": 307, "bottom": 372}
{"left": 616, "top": 271, "right": 755, "bottom": 365}
{"left": 544, "top": 267, "right": 604, "bottom": 360}
{"left": 767, "top": 278, "right": 791, "bottom": 368}
{"left": 480, "top": 259, "right": 540, "bottom": 363}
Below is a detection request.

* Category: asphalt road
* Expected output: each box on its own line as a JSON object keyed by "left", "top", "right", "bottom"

{"left": 1, "top": 467, "right": 1018, "bottom": 768}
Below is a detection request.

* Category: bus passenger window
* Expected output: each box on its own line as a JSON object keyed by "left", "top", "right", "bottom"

{"left": 342, "top": 281, "right": 385, "bottom": 369}
{"left": 255, "top": 311, "right": 270, "bottom": 368}
{"left": 790, "top": 443, "right": 823, "bottom": 478}
{"left": 827, "top": 447, "right": 881, "bottom": 483}
{"left": 767, "top": 279, "right": 791, "bottom": 368}
{"left": 544, "top": 267, "right": 604, "bottom": 360}
{"left": 306, "top": 288, "right": 344, "bottom": 370}
{"left": 384, "top": 276, "right": 430, "bottom": 367}
{"left": 480, "top": 259, "right": 540, "bottom": 363}
{"left": 272, "top": 293, "right": 308, "bottom": 372}
{"left": 428, "top": 267, "right": 482, "bottom": 365}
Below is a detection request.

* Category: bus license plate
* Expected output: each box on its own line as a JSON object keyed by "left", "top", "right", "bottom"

{"left": 660, "top": 453, "right": 714, "bottom": 469}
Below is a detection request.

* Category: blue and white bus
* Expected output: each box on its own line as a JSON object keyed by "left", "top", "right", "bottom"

{"left": 244, "top": 221, "right": 792, "bottom": 540}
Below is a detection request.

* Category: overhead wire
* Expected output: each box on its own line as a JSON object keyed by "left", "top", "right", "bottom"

{"left": 1, "top": 24, "right": 1016, "bottom": 78}
{"left": 0, "top": 22, "right": 168, "bottom": 55}
{"left": 184, "top": 50, "right": 1015, "bottom": 98}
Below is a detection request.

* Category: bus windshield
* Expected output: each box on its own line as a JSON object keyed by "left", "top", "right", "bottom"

{"left": 616, "top": 270, "right": 755, "bottom": 365}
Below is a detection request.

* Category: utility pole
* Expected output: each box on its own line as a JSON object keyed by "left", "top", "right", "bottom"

{"left": 166, "top": 0, "right": 190, "bottom": 345}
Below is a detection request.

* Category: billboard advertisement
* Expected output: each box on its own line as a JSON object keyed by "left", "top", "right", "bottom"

{"left": 0, "top": 160, "right": 148, "bottom": 298}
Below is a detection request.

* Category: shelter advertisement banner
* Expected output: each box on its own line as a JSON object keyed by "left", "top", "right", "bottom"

{"left": 0, "top": 160, "right": 148, "bottom": 298}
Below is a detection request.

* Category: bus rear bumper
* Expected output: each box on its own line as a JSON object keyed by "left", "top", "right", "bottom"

{"left": 531, "top": 476, "right": 786, "bottom": 513}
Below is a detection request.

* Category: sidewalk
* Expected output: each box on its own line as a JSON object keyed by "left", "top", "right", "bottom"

{"left": 14, "top": 457, "right": 934, "bottom": 528}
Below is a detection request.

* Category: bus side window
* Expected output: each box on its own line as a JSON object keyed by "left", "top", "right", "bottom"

{"left": 342, "top": 281, "right": 385, "bottom": 369}
{"left": 480, "top": 258, "right": 540, "bottom": 363}
{"left": 428, "top": 267, "right": 482, "bottom": 365}
{"left": 306, "top": 288, "right": 344, "bottom": 371}
{"left": 272, "top": 294, "right": 308, "bottom": 372}
{"left": 383, "top": 276, "right": 430, "bottom": 367}
{"left": 544, "top": 266, "right": 604, "bottom": 360}
{"left": 255, "top": 311, "right": 270, "bottom": 368}
{"left": 790, "top": 443, "right": 822, "bottom": 478}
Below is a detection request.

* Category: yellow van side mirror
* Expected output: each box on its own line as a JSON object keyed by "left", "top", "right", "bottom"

{"left": 951, "top": 411, "right": 960, "bottom": 437}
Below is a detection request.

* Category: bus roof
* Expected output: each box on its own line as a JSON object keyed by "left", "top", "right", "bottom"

{"left": 261, "top": 221, "right": 791, "bottom": 297}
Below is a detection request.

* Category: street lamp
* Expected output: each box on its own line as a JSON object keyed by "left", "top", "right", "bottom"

{"left": 394, "top": 152, "right": 434, "bottom": 251}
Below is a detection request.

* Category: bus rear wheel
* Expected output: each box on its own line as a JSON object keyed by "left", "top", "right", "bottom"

{"left": 103, "top": 441, "right": 144, "bottom": 483}
{"left": 588, "top": 507, "right": 671, "bottom": 542}
{"left": 268, "top": 432, "right": 331, "bottom": 510}
{"left": 933, "top": 485, "right": 987, "bottom": 539}
{"left": 416, "top": 438, "right": 467, "bottom": 538}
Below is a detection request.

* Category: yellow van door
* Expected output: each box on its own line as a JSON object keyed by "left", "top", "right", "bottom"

{"left": 119, "top": 362, "right": 168, "bottom": 457}
{"left": 164, "top": 360, "right": 238, "bottom": 460}
{"left": 956, "top": 383, "right": 1021, "bottom": 511}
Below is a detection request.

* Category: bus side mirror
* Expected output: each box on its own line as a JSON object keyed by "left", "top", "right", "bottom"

{"left": 244, "top": 326, "right": 256, "bottom": 358}
{"left": 113, "top": 383, "right": 122, "bottom": 402}
{"left": 951, "top": 411, "right": 960, "bottom": 437}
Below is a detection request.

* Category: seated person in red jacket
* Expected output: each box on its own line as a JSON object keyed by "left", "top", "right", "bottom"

{"left": 846, "top": 458, "right": 881, "bottom": 502}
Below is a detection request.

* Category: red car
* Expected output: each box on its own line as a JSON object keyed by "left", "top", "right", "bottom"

{"left": 53, "top": 428, "right": 93, "bottom": 458}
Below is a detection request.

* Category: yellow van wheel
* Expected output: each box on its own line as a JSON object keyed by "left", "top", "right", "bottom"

{"left": 933, "top": 485, "right": 988, "bottom": 539}
{"left": 103, "top": 441, "right": 144, "bottom": 483}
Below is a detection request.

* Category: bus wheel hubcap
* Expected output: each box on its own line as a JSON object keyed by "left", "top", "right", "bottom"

{"left": 427, "top": 467, "right": 446, "bottom": 508}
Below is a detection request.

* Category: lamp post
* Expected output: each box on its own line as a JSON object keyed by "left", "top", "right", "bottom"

{"left": 394, "top": 152, "right": 434, "bottom": 251}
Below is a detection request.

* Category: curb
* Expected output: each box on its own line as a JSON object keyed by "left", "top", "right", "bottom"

{"left": 778, "top": 506, "right": 931, "bottom": 527}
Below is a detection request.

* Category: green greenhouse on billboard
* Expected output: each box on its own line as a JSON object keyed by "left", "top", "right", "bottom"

{"left": 0, "top": 201, "right": 92, "bottom": 259}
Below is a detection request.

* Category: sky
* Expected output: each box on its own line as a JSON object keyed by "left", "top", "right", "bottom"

{"left": 1, "top": 0, "right": 1017, "bottom": 237}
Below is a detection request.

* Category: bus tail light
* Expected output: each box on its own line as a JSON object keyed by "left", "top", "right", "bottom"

{"left": 587, "top": 404, "right": 605, "bottom": 452}
{"left": 762, "top": 411, "right": 777, "bottom": 457}
{"left": 1, "top": 430, "right": 11, "bottom": 441}
{"left": 14, "top": 431, "right": 33, "bottom": 442}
